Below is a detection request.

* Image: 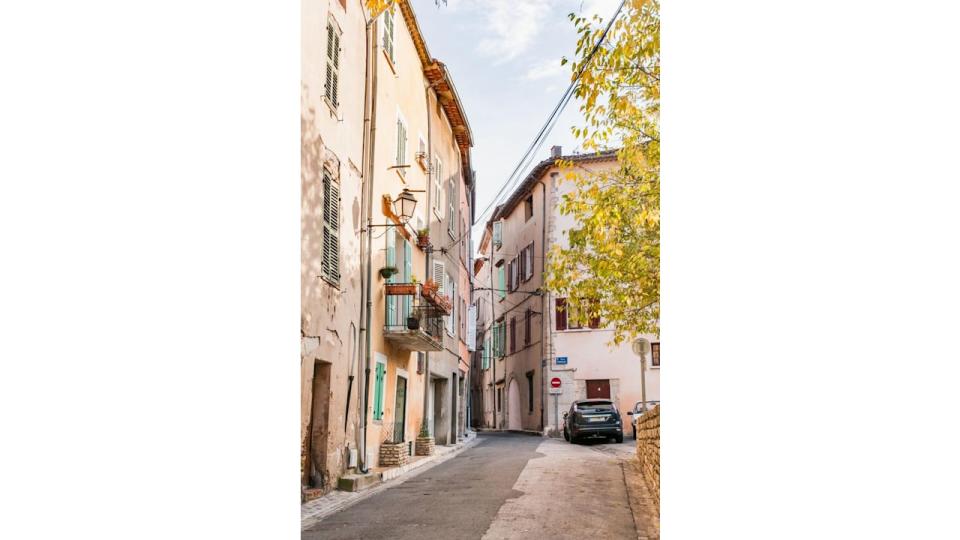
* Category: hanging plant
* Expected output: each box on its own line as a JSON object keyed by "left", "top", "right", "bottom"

{"left": 379, "top": 266, "right": 398, "bottom": 279}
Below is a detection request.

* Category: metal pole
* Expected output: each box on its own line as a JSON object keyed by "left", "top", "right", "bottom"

{"left": 640, "top": 352, "right": 647, "bottom": 413}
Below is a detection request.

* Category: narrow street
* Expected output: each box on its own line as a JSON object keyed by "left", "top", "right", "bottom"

{"left": 303, "top": 433, "right": 638, "bottom": 540}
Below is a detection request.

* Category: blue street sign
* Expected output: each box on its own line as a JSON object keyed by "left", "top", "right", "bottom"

{"left": 556, "top": 356, "right": 568, "bottom": 365}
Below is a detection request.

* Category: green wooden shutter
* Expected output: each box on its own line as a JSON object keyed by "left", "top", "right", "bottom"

{"left": 374, "top": 362, "right": 385, "bottom": 420}
{"left": 386, "top": 232, "right": 397, "bottom": 325}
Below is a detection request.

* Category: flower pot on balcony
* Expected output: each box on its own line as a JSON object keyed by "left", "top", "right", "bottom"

{"left": 406, "top": 316, "right": 420, "bottom": 330}
{"left": 421, "top": 280, "right": 438, "bottom": 296}
{"left": 385, "top": 283, "right": 417, "bottom": 296}
{"left": 416, "top": 228, "right": 430, "bottom": 249}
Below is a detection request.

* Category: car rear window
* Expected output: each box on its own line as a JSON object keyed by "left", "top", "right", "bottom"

{"left": 577, "top": 402, "right": 616, "bottom": 413}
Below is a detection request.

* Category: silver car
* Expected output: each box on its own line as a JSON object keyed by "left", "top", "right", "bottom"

{"left": 626, "top": 400, "right": 659, "bottom": 438}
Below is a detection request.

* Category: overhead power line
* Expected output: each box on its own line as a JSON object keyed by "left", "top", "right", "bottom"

{"left": 472, "top": 0, "right": 627, "bottom": 228}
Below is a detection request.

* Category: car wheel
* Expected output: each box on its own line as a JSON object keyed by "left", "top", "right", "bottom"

{"left": 615, "top": 433, "right": 624, "bottom": 444}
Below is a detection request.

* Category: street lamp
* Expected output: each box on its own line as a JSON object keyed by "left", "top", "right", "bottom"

{"left": 632, "top": 338, "right": 650, "bottom": 413}
{"left": 393, "top": 188, "right": 418, "bottom": 225}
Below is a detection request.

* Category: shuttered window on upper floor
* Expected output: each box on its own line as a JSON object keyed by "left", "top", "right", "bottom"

{"left": 321, "top": 170, "right": 340, "bottom": 285}
{"left": 325, "top": 20, "right": 341, "bottom": 107}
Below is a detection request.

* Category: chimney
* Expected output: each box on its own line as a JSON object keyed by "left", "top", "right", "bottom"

{"left": 550, "top": 145, "right": 562, "bottom": 158}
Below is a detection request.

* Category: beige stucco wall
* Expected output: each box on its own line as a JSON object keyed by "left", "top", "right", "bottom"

{"left": 301, "top": 0, "right": 367, "bottom": 492}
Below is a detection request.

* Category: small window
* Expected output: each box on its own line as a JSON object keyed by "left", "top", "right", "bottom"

{"left": 433, "top": 158, "right": 443, "bottom": 215}
{"left": 651, "top": 342, "right": 660, "bottom": 367}
{"left": 492, "top": 220, "right": 502, "bottom": 249}
{"left": 510, "top": 317, "right": 516, "bottom": 354}
{"left": 524, "top": 195, "right": 534, "bottom": 221}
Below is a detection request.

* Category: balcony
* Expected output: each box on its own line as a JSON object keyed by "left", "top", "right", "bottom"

{"left": 384, "top": 283, "right": 447, "bottom": 352}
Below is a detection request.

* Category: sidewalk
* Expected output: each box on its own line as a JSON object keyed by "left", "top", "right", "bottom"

{"left": 301, "top": 431, "right": 480, "bottom": 531}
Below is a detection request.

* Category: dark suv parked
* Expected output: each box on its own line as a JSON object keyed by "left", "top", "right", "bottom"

{"left": 563, "top": 399, "right": 623, "bottom": 443}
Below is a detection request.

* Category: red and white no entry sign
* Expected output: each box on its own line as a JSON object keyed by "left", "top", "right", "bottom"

{"left": 550, "top": 377, "right": 561, "bottom": 388}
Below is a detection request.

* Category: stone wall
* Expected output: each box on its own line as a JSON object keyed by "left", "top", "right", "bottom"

{"left": 635, "top": 405, "right": 660, "bottom": 508}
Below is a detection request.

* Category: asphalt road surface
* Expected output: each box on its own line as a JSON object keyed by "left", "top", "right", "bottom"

{"left": 303, "top": 432, "right": 637, "bottom": 540}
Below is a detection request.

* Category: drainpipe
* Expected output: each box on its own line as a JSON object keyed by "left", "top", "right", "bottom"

{"left": 422, "top": 82, "right": 433, "bottom": 429}
{"left": 358, "top": 13, "right": 380, "bottom": 474}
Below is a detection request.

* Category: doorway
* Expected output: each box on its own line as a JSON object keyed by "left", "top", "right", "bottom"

{"left": 393, "top": 374, "right": 407, "bottom": 443}
{"left": 508, "top": 378, "right": 521, "bottom": 431}
{"left": 305, "top": 361, "right": 331, "bottom": 488}
{"left": 586, "top": 379, "right": 611, "bottom": 399}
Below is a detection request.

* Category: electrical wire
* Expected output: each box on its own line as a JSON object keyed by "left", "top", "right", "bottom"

{"left": 472, "top": 0, "right": 627, "bottom": 228}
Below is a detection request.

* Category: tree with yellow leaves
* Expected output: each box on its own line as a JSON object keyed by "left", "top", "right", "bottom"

{"left": 545, "top": 0, "right": 660, "bottom": 345}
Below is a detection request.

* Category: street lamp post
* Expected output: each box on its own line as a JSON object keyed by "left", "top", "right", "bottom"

{"left": 632, "top": 338, "right": 650, "bottom": 413}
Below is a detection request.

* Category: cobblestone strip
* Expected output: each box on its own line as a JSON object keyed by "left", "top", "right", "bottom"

{"left": 301, "top": 433, "right": 481, "bottom": 531}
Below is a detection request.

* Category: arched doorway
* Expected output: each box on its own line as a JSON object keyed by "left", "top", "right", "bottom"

{"left": 508, "top": 379, "right": 521, "bottom": 431}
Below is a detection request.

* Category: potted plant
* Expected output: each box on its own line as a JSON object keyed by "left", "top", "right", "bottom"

{"left": 421, "top": 279, "right": 438, "bottom": 297}
{"left": 416, "top": 228, "right": 430, "bottom": 248}
{"left": 406, "top": 313, "right": 420, "bottom": 330}
{"left": 379, "top": 266, "right": 398, "bottom": 279}
{"left": 385, "top": 282, "right": 417, "bottom": 295}
{"left": 415, "top": 423, "right": 435, "bottom": 456}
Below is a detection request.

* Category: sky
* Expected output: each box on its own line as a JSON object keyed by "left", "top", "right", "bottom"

{"left": 412, "top": 0, "right": 620, "bottom": 244}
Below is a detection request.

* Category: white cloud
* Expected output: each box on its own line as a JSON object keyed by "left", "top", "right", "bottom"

{"left": 471, "top": 0, "right": 552, "bottom": 63}
{"left": 525, "top": 57, "right": 567, "bottom": 81}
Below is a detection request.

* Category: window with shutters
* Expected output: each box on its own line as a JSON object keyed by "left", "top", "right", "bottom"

{"left": 496, "top": 261, "right": 506, "bottom": 300}
{"left": 433, "top": 157, "right": 443, "bottom": 217}
{"left": 492, "top": 220, "right": 502, "bottom": 249}
{"left": 324, "top": 19, "right": 341, "bottom": 107}
{"left": 510, "top": 317, "right": 516, "bottom": 354}
{"left": 382, "top": 5, "right": 395, "bottom": 65}
{"left": 320, "top": 170, "right": 340, "bottom": 285}
{"left": 588, "top": 299, "right": 601, "bottom": 329}
{"left": 447, "top": 177, "right": 455, "bottom": 237}
{"left": 555, "top": 298, "right": 568, "bottom": 331}
{"left": 524, "top": 308, "right": 532, "bottom": 345}
{"left": 446, "top": 281, "right": 456, "bottom": 334}
{"left": 395, "top": 114, "right": 407, "bottom": 177}
{"left": 524, "top": 195, "right": 533, "bottom": 221}
{"left": 482, "top": 336, "right": 491, "bottom": 370}
{"left": 651, "top": 342, "right": 660, "bottom": 367}
{"left": 522, "top": 243, "right": 534, "bottom": 282}
{"left": 373, "top": 358, "right": 386, "bottom": 421}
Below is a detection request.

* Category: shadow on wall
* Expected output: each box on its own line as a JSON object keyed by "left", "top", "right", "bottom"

{"left": 301, "top": 85, "right": 362, "bottom": 337}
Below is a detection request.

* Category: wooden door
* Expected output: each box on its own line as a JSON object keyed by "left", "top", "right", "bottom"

{"left": 586, "top": 379, "right": 610, "bottom": 399}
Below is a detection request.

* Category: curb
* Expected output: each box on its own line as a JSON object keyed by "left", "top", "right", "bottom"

{"left": 301, "top": 432, "right": 482, "bottom": 531}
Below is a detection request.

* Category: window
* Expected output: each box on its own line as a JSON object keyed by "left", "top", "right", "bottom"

{"left": 324, "top": 20, "right": 341, "bottom": 107}
{"left": 524, "top": 308, "right": 532, "bottom": 345}
{"left": 433, "top": 158, "right": 443, "bottom": 215}
{"left": 651, "top": 342, "right": 660, "bottom": 367}
{"left": 510, "top": 317, "right": 516, "bottom": 354}
{"left": 492, "top": 220, "right": 502, "bottom": 249}
{"left": 522, "top": 243, "right": 534, "bottom": 282}
{"left": 512, "top": 257, "right": 520, "bottom": 291}
{"left": 497, "top": 387, "right": 502, "bottom": 411}
{"left": 433, "top": 260, "right": 446, "bottom": 294}
{"left": 506, "top": 259, "right": 515, "bottom": 293}
{"left": 555, "top": 298, "right": 567, "bottom": 331}
{"left": 496, "top": 262, "right": 506, "bottom": 300}
{"left": 588, "top": 299, "right": 601, "bottom": 329}
{"left": 524, "top": 195, "right": 533, "bottom": 221}
{"left": 395, "top": 114, "right": 407, "bottom": 177}
{"left": 526, "top": 371, "right": 534, "bottom": 413}
{"left": 493, "top": 319, "right": 505, "bottom": 357}
{"left": 447, "top": 177, "right": 455, "bottom": 236}
{"left": 382, "top": 6, "right": 395, "bottom": 64}
{"left": 482, "top": 336, "right": 490, "bottom": 370}
{"left": 555, "top": 297, "right": 581, "bottom": 330}
{"left": 320, "top": 170, "right": 340, "bottom": 284}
